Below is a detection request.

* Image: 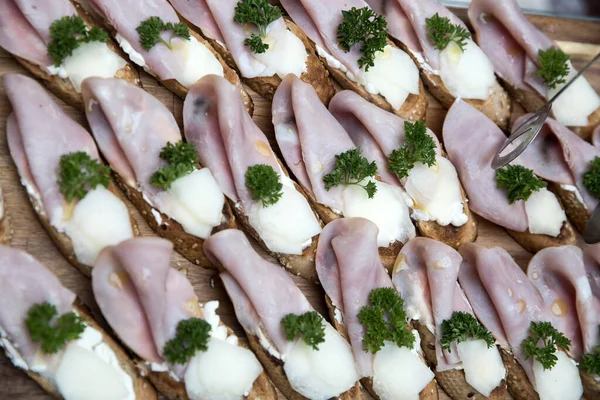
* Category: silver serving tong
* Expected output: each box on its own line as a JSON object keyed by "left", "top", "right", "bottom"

{"left": 491, "top": 51, "right": 600, "bottom": 170}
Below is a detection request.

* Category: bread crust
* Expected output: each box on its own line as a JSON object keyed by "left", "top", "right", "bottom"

{"left": 550, "top": 182, "right": 590, "bottom": 233}
{"left": 506, "top": 220, "right": 576, "bottom": 253}
{"left": 581, "top": 370, "right": 600, "bottom": 400}
{"left": 499, "top": 348, "right": 539, "bottom": 400}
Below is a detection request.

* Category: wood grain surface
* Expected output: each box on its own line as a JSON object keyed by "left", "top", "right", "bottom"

{"left": 0, "top": 6, "right": 598, "bottom": 400}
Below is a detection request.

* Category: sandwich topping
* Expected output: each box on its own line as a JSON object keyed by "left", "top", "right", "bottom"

{"left": 58, "top": 152, "right": 112, "bottom": 202}
{"left": 281, "top": 311, "right": 326, "bottom": 351}
{"left": 323, "top": 148, "right": 378, "bottom": 199}
{"left": 522, "top": 321, "right": 571, "bottom": 371}
{"left": 26, "top": 302, "right": 86, "bottom": 354}
{"left": 234, "top": 0, "right": 282, "bottom": 54}
{"left": 537, "top": 47, "right": 570, "bottom": 90}
{"left": 426, "top": 13, "right": 470, "bottom": 52}
{"left": 163, "top": 318, "right": 211, "bottom": 365}
{"left": 388, "top": 121, "right": 436, "bottom": 181}
{"left": 151, "top": 141, "right": 198, "bottom": 191}
{"left": 440, "top": 311, "right": 495, "bottom": 351}
{"left": 337, "top": 7, "right": 388, "bottom": 72}
{"left": 245, "top": 164, "right": 284, "bottom": 207}
{"left": 580, "top": 342, "right": 600, "bottom": 375}
{"left": 136, "top": 16, "right": 190, "bottom": 51}
{"left": 48, "top": 16, "right": 108, "bottom": 66}
{"left": 584, "top": 157, "right": 600, "bottom": 199}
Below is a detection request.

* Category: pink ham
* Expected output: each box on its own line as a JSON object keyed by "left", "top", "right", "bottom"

{"left": 528, "top": 246, "right": 599, "bottom": 358}
{"left": 443, "top": 99, "right": 528, "bottom": 232}
{"left": 4, "top": 73, "right": 102, "bottom": 227}
{"left": 583, "top": 245, "right": 600, "bottom": 349}
{"left": 204, "top": 229, "right": 313, "bottom": 353}
{"left": 316, "top": 218, "right": 392, "bottom": 377}
{"left": 167, "top": 0, "right": 223, "bottom": 43}
{"left": 0, "top": 246, "right": 76, "bottom": 365}
{"left": 392, "top": 237, "right": 472, "bottom": 370}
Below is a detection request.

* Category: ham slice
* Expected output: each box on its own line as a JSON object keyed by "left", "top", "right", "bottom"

{"left": 583, "top": 245, "right": 600, "bottom": 350}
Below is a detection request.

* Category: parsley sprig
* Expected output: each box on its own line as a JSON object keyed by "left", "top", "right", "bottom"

{"left": 357, "top": 288, "right": 415, "bottom": 354}
{"left": 583, "top": 157, "right": 600, "bottom": 199}
{"left": 496, "top": 165, "right": 547, "bottom": 204}
{"left": 522, "top": 321, "right": 571, "bottom": 370}
{"left": 151, "top": 141, "right": 198, "bottom": 190}
{"left": 337, "top": 7, "right": 388, "bottom": 71}
{"left": 58, "top": 152, "right": 112, "bottom": 202}
{"left": 281, "top": 311, "right": 325, "bottom": 351}
{"left": 388, "top": 121, "right": 437, "bottom": 180}
{"left": 426, "top": 13, "right": 470, "bottom": 52}
{"left": 440, "top": 312, "right": 495, "bottom": 352}
{"left": 537, "top": 48, "right": 570, "bottom": 90}
{"left": 163, "top": 318, "right": 211, "bottom": 364}
{"left": 580, "top": 345, "right": 600, "bottom": 375}
{"left": 47, "top": 15, "right": 108, "bottom": 67}
{"left": 234, "top": 0, "right": 282, "bottom": 54}
{"left": 25, "top": 302, "right": 86, "bottom": 354}
{"left": 245, "top": 164, "right": 283, "bottom": 206}
{"left": 323, "top": 149, "right": 378, "bottom": 199}
{"left": 136, "top": 17, "right": 190, "bottom": 51}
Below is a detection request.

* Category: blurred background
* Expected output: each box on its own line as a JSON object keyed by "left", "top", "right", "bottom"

{"left": 442, "top": 0, "right": 600, "bottom": 19}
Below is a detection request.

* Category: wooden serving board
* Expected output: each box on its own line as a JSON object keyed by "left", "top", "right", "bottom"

{"left": 0, "top": 7, "right": 599, "bottom": 400}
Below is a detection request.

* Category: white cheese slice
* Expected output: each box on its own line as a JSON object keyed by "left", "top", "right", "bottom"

{"left": 171, "top": 36, "right": 224, "bottom": 88}
{"left": 283, "top": 324, "right": 359, "bottom": 400}
{"left": 156, "top": 168, "right": 225, "bottom": 239}
{"left": 439, "top": 39, "right": 496, "bottom": 100}
{"left": 524, "top": 188, "right": 567, "bottom": 237}
{"left": 533, "top": 350, "right": 583, "bottom": 400}
{"left": 184, "top": 338, "right": 263, "bottom": 400}
{"left": 64, "top": 186, "right": 134, "bottom": 266}
{"left": 549, "top": 63, "right": 600, "bottom": 127}
{"left": 404, "top": 157, "right": 468, "bottom": 227}
{"left": 251, "top": 25, "right": 308, "bottom": 79}
{"left": 48, "top": 41, "right": 126, "bottom": 93}
{"left": 0, "top": 326, "right": 28, "bottom": 370}
{"left": 456, "top": 339, "right": 506, "bottom": 397}
{"left": 115, "top": 34, "right": 146, "bottom": 67}
{"left": 248, "top": 175, "right": 321, "bottom": 255}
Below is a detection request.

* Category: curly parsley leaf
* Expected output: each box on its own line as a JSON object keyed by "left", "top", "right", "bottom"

{"left": 495, "top": 165, "right": 547, "bottom": 204}
{"left": 58, "top": 151, "right": 112, "bottom": 202}
{"left": 323, "top": 148, "right": 378, "bottom": 198}
{"left": 47, "top": 15, "right": 108, "bottom": 66}
{"left": 388, "top": 121, "right": 437, "bottom": 180}
{"left": 583, "top": 157, "right": 600, "bottom": 199}
{"left": 357, "top": 288, "right": 415, "bottom": 354}
{"left": 281, "top": 311, "right": 325, "bottom": 351}
{"left": 337, "top": 7, "right": 388, "bottom": 71}
{"left": 580, "top": 346, "right": 600, "bottom": 375}
{"left": 522, "top": 321, "right": 571, "bottom": 370}
{"left": 440, "top": 312, "right": 495, "bottom": 352}
{"left": 163, "top": 318, "right": 211, "bottom": 364}
{"left": 136, "top": 16, "right": 191, "bottom": 51}
{"left": 537, "top": 48, "right": 570, "bottom": 89}
{"left": 426, "top": 13, "right": 470, "bottom": 52}
{"left": 151, "top": 141, "right": 198, "bottom": 190}
{"left": 234, "top": 0, "right": 282, "bottom": 54}
{"left": 25, "top": 302, "right": 86, "bottom": 354}
{"left": 245, "top": 164, "right": 283, "bottom": 206}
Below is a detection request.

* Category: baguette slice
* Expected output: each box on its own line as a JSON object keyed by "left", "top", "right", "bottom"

{"left": 581, "top": 370, "right": 600, "bottom": 400}
{"left": 498, "top": 348, "right": 539, "bottom": 400}
{"left": 506, "top": 219, "right": 576, "bottom": 253}
{"left": 551, "top": 182, "right": 591, "bottom": 233}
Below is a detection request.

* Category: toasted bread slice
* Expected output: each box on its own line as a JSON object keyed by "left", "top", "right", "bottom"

{"left": 550, "top": 182, "right": 590, "bottom": 233}
{"left": 113, "top": 172, "right": 236, "bottom": 269}
{"left": 498, "top": 348, "right": 539, "bottom": 400}
{"left": 581, "top": 370, "right": 600, "bottom": 400}
{"left": 13, "top": 1, "right": 140, "bottom": 111}
{"left": 506, "top": 220, "right": 576, "bottom": 253}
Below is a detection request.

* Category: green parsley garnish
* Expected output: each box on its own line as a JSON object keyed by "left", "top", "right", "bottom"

{"left": 440, "top": 311, "right": 495, "bottom": 352}
{"left": 136, "top": 16, "right": 191, "bottom": 51}
{"left": 58, "top": 151, "right": 112, "bottom": 202}
{"left": 537, "top": 48, "right": 570, "bottom": 89}
{"left": 388, "top": 121, "right": 437, "bottom": 180}
{"left": 47, "top": 15, "right": 108, "bottom": 67}
{"left": 337, "top": 7, "right": 388, "bottom": 71}
{"left": 522, "top": 321, "right": 571, "bottom": 371}
{"left": 163, "top": 318, "right": 211, "bottom": 365}
{"left": 245, "top": 164, "right": 283, "bottom": 207}
{"left": 357, "top": 288, "right": 415, "bottom": 354}
{"left": 323, "top": 148, "right": 378, "bottom": 199}
{"left": 281, "top": 311, "right": 325, "bottom": 351}
{"left": 425, "top": 13, "right": 470, "bottom": 52}
{"left": 580, "top": 345, "right": 600, "bottom": 375}
{"left": 150, "top": 141, "right": 198, "bottom": 190}
{"left": 234, "top": 0, "right": 282, "bottom": 54}
{"left": 495, "top": 165, "right": 547, "bottom": 204}
{"left": 25, "top": 302, "right": 86, "bottom": 354}
{"left": 583, "top": 157, "right": 600, "bottom": 199}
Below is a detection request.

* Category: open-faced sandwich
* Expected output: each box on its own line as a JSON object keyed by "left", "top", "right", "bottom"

{"left": 4, "top": 73, "right": 137, "bottom": 276}
{"left": 183, "top": 75, "right": 322, "bottom": 281}
{"left": 582, "top": 245, "right": 600, "bottom": 399}
{"left": 367, "top": 0, "right": 511, "bottom": 129}
{"left": 0, "top": 0, "right": 139, "bottom": 110}
{"left": 329, "top": 89, "right": 477, "bottom": 250}
{"left": 273, "top": 75, "right": 416, "bottom": 270}
{"left": 393, "top": 238, "right": 508, "bottom": 399}
{"left": 0, "top": 245, "right": 156, "bottom": 400}
{"left": 87, "top": 0, "right": 253, "bottom": 112}
{"left": 92, "top": 237, "right": 275, "bottom": 400}
{"left": 167, "top": 0, "right": 335, "bottom": 104}
{"left": 469, "top": 0, "right": 600, "bottom": 139}
{"left": 204, "top": 228, "right": 362, "bottom": 400}
{"left": 81, "top": 76, "right": 235, "bottom": 269}
{"left": 316, "top": 217, "right": 437, "bottom": 400}
{"left": 443, "top": 99, "right": 576, "bottom": 252}
{"left": 279, "top": 0, "right": 428, "bottom": 121}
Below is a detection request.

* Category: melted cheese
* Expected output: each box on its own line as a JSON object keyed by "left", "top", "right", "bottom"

{"left": 524, "top": 188, "right": 567, "bottom": 237}
{"left": 170, "top": 36, "right": 224, "bottom": 88}
{"left": 404, "top": 157, "right": 468, "bottom": 227}
{"left": 549, "top": 63, "right": 600, "bottom": 127}
{"left": 47, "top": 41, "right": 126, "bottom": 93}
{"left": 533, "top": 350, "right": 583, "bottom": 400}
{"left": 115, "top": 34, "right": 146, "bottom": 67}
{"left": 439, "top": 39, "right": 496, "bottom": 100}
{"left": 456, "top": 339, "right": 506, "bottom": 397}
{"left": 247, "top": 175, "right": 321, "bottom": 255}
{"left": 250, "top": 24, "right": 308, "bottom": 79}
